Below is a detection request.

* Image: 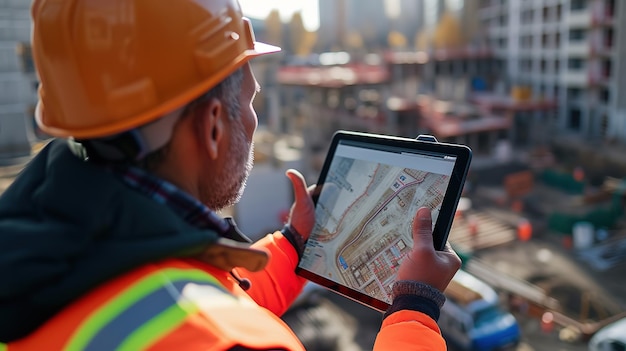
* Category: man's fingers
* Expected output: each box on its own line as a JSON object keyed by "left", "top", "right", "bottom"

{"left": 412, "top": 207, "right": 434, "bottom": 249}
{"left": 286, "top": 169, "right": 308, "bottom": 202}
{"left": 444, "top": 242, "right": 463, "bottom": 265}
{"left": 442, "top": 242, "right": 456, "bottom": 255}
{"left": 285, "top": 169, "right": 315, "bottom": 240}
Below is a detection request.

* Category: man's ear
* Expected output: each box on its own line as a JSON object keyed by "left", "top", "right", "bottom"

{"left": 200, "top": 97, "right": 225, "bottom": 160}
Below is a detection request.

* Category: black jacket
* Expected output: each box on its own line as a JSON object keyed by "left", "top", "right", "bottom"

{"left": 0, "top": 140, "right": 219, "bottom": 342}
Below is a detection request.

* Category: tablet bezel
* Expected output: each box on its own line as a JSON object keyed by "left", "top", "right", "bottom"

{"left": 296, "top": 130, "right": 472, "bottom": 311}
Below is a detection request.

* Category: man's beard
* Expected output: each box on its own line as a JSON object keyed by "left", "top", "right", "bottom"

{"left": 200, "top": 119, "right": 254, "bottom": 211}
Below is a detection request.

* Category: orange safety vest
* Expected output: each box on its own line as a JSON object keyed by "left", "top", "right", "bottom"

{"left": 2, "top": 259, "right": 305, "bottom": 351}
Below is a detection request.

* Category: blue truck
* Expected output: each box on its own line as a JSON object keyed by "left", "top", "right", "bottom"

{"left": 439, "top": 269, "right": 521, "bottom": 351}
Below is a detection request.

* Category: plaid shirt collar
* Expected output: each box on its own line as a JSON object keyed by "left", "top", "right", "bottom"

{"left": 113, "top": 165, "right": 231, "bottom": 235}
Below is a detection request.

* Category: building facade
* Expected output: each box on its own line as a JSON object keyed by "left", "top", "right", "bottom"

{"left": 478, "top": 0, "right": 626, "bottom": 143}
{"left": 0, "top": 0, "right": 36, "bottom": 160}
{"left": 318, "top": 0, "right": 428, "bottom": 52}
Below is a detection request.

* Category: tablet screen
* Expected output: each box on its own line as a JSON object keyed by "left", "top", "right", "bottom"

{"left": 297, "top": 131, "right": 471, "bottom": 310}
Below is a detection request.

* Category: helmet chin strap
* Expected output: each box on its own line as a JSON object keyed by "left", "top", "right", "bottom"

{"left": 79, "top": 107, "right": 184, "bottom": 162}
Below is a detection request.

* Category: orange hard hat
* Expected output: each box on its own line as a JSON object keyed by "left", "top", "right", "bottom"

{"left": 31, "top": 0, "right": 280, "bottom": 139}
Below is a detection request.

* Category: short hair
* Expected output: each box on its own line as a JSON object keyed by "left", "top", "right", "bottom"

{"left": 136, "top": 67, "right": 244, "bottom": 171}
{"left": 183, "top": 67, "right": 244, "bottom": 123}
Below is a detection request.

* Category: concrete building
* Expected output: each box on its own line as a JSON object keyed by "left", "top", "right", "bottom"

{"left": 424, "top": 0, "right": 447, "bottom": 29}
{"left": 478, "top": 0, "right": 626, "bottom": 143}
{"left": 317, "top": 0, "right": 390, "bottom": 51}
{"left": 316, "top": 0, "right": 475, "bottom": 52}
{"left": 318, "top": 0, "right": 430, "bottom": 52}
{"left": 277, "top": 63, "right": 391, "bottom": 179}
{"left": 392, "top": 0, "right": 425, "bottom": 44}
{"left": 0, "top": 0, "right": 37, "bottom": 161}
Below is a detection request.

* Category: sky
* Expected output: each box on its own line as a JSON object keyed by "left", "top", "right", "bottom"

{"left": 239, "top": 0, "right": 320, "bottom": 31}
{"left": 238, "top": 0, "right": 463, "bottom": 32}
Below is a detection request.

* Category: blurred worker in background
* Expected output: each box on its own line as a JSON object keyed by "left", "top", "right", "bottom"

{"left": 0, "top": 0, "right": 461, "bottom": 350}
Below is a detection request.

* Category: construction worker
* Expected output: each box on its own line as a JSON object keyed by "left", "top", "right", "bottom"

{"left": 0, "top": 0, "right": 461, "bottom": 350}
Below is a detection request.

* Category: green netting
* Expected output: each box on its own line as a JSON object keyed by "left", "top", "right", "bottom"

{"left": 540, "top": 169, "right": 585, "bottom": 194}
{"left": 547, "top": 201, "right": 623, "bottom": 234}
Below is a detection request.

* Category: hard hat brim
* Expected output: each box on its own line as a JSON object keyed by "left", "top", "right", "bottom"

{"left": 251, "top": 41, "right": 281, "bottom": 57}
{"left": 36, "top": 42, "right": 281, "bottom": 140}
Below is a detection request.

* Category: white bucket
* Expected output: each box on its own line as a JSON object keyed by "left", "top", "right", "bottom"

{"left": 573, "top": 222, "right": 594, "bottom": 249}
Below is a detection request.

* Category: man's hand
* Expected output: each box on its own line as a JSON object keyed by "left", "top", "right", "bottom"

{"left": 397, "top": 207, "right": 462, "bottom": 292}
{"left": 285, "top": 169, "right": 315, "bottom": 241}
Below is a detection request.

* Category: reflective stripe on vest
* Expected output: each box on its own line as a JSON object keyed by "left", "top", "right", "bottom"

{"left": 65, "top": 268, "right": 228, "bottom": 351}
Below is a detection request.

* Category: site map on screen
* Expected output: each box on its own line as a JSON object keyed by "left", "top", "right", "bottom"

{"left": 298, "top": 152, "right": 452, "bottom": 304}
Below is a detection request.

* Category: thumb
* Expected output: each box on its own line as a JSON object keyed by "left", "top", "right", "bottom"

{"left": 286, "top": 169, "right": 308, "bottom": 202}
{"left": 285, "top": 169, "right": 315, "bottom": 239}
{"left": 412, "top": 207, "right": 434, "bottom": 250}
